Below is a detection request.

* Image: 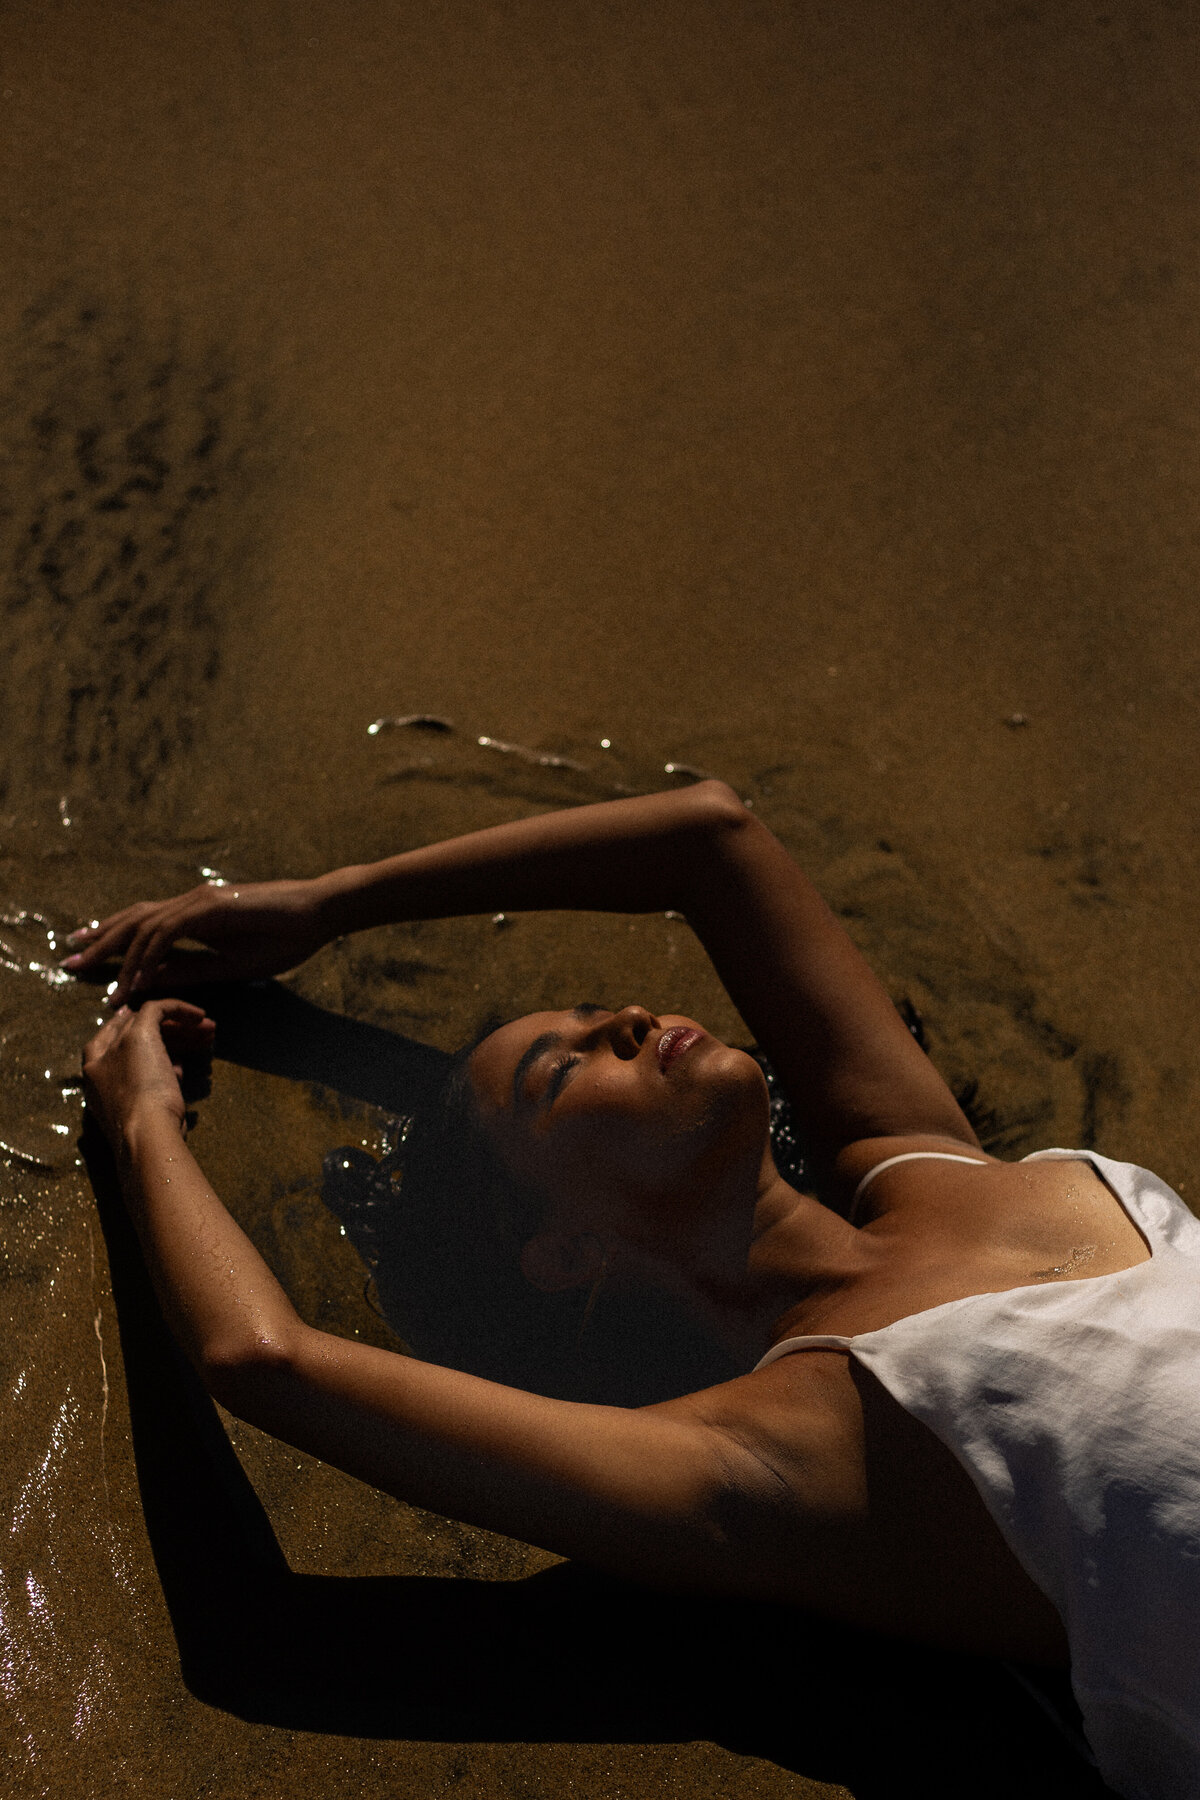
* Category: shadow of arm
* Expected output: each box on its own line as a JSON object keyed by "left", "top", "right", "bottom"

{"left": 194, "top": 979, "right": 449, "bottom": 1112}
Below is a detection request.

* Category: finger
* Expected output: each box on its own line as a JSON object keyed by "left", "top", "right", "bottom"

{"left": 126, "top": 921, "right": 220, "bottom": 998}
{"left": 159, "top": 1015, "right": 216, "bottom": 1044}
{"left": 63, "top": 899, "right": 178, "bottom": 973}
{"left": 133, "top": 1004, "right": 216, "bottom": 1055}
{"left": 153, "top": 1021, "right": 216, "bottom": 1062}
{"left": 66, "top": 906, "right": 138, "bottom": 944}
{"left": 118, "top": 928, "right": 173, "bottom": 1000}
{"left": 114, "top": 899, "right": 226, "bottom": 1003}
{"left": 110, "top": 920, "right": 160, "bottom": 1002}
{"left": 133, "top": 998, "right": 212, "bottom": 1027}
{"left": 62, "top": 907, "right": 156, "bottom": 973}
{"left": 112, "top": 917, "right": 185, "bottom": 1005}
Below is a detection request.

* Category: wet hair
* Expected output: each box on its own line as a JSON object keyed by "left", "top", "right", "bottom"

{"left": 431, "top": 1022, "right": 547, "bottom": 1247}
{"left": 324, "top": 1017, "right": 587, "bottom": 1394}
{"left": 323, "top": 1018, "right": 807, "bottom": 1402}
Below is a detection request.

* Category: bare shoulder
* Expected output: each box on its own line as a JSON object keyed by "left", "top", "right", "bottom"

{"left": 829, "top": 1130, "right": 998, "bottom": 1212}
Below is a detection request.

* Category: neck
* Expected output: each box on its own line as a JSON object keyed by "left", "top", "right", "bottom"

{"left": 740, "top": 1169, "right": 876, "bottom": 1347}
{"left": 618, "top": 1148, "right": 879, "bottom": 1367}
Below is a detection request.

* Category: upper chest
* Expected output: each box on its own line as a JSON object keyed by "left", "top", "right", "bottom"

{"left": 799, "top": 1153, "right": 1152, "bottom": 1339}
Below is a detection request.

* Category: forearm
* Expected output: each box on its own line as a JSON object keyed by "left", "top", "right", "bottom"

{"left": 117, "top": 1108, "right": 300, "bottom": 1373}
{"left": 315, "top": 781, "right": 741, "bottom": 936}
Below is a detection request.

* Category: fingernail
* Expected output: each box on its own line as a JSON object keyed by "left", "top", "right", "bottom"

{"left": 62, "top": 953, "right": 83, "bottom": 968}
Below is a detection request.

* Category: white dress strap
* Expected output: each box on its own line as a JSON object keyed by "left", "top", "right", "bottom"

{"left": 754, "top": 1332, "right": 854, "bottom": 1370}
{"left": 848, "top": 1150, "right": 991, "bottom": 1224}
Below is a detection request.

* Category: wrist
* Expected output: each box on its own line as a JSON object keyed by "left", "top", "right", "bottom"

{"left": 311, "top": 865, "right": 370, "bottom": 939}
{"left": 119, "top": 1099, "right": 186, "bottom": 1164}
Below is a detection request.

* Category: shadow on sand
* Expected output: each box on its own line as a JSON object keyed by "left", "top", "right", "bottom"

{"left": 88, "top": 983, "right": 1112, "bottom": 1798}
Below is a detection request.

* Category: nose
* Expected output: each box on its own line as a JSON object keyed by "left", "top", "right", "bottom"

{"left": 602, "top": 1005, "right": 659, "bottom": 1059}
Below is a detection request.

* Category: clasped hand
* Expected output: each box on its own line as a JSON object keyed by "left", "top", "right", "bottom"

{"left": 83, "top": 1000, "right": 216, "bottom": 1151}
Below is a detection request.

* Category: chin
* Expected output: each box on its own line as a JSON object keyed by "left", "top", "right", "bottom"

{"left": 687, "top": 1044, "right": 771, "bottom": 1149}
{"left": 710, "top": 1040, "right": 770, "bottom": 1091}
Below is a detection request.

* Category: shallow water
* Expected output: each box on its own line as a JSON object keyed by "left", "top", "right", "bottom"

{"left": 3, "top": 4, "right": 1198, "bottom": 1796}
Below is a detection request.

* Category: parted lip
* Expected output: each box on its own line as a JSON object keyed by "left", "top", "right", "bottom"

{"left": 657, "top": 1026, "right": 704, "bottom": 1071}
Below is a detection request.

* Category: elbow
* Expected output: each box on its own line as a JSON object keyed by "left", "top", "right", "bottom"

{"left": 672, "top": 778, "right": 757, "bottom": 857}
{"left": 198, "top": 1328, "right": 300, "bottom": 1418}
{"left": 669, "top": 779, "right": 757, "bottom": 901}
{"left": 686, "top": 778, "right": 751, "bottom": 830}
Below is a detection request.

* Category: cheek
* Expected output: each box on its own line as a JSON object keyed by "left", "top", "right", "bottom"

{"left": 550, "top": 1111, "right": 702, "bottom": 1203}
{"left": 539, "top": 1053, "right": 764, "bottom": 1190}
{"left": 536, "top": 1106, "right": 649, "bottom": 1197}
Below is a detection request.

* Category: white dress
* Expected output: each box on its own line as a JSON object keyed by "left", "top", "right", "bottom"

{"left": 755, "top": 1149, "right": 1200, "bottom": 1800}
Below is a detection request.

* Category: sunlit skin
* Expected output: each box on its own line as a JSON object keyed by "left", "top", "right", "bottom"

{"left": 469, "top": 1003, "right": 882, "bottom": 1362}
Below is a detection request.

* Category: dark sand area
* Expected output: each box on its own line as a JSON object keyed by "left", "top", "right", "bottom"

{"left": 2, "top": 2, "right": 1197, "bottom": 1793}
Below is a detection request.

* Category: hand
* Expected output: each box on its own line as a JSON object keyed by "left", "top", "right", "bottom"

{"left": 62, "top": 878, "right": 331, "bottom": 1005}
{"left": 83, "top": 1000, "right": 216, "bottom": 1151}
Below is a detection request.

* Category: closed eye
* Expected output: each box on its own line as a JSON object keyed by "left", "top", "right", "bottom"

{"left": 546, "top": 1053, "right": 580, "bottom": 1102}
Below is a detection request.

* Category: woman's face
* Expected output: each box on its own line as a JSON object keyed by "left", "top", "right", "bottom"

{"left": 468, "top": 1004, "right": 770, "bottom": 1242}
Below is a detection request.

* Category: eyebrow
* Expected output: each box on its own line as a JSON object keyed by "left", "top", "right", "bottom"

{"left": 511, "top": 1004, "right": 605, "bottom": 1109}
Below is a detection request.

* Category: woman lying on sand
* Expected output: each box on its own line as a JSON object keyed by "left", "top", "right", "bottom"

{"left": 67, "top": 783, "right": 1199, "bottom": 1800}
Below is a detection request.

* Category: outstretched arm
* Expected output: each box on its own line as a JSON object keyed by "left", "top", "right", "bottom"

{"left": 64, "top": 783, "right": 730, "bottom": 1004}
{"left": 70, "top": 780, "right": 975, "bottom": 1160}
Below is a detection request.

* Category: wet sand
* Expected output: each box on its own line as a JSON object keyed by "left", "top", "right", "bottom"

{"left": 2, "top": 3, "right": 1197, "bottom": 1794}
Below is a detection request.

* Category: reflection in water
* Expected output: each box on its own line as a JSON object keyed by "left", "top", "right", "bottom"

{"left": 0, "top": 909, "right": 94, "bottom": 1180}
{"left": 10, "top": 1394, "right": 80, "bottom": 1537}
{"left": 1, "top": 1388, "right": 121, "bottom": 1773}
{"left": 476, "top": 735, "right": 592, "bottom": 772}
{"left": 0, "top": 286, "right": 273, "bottom": 1785}
{"left": 0, "top": 911, "right": 73, "bottom": 991}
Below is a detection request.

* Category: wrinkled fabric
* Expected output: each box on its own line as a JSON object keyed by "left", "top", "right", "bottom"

{"left": 756, "top": 1150, "right": 1200, "bottom": 1800}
